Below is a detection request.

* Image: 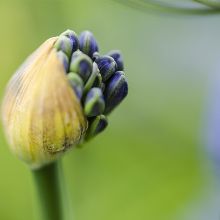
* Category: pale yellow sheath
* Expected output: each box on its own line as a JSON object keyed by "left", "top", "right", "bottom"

{"left": 1, "top": 37, "right": 87, "bottom": 169}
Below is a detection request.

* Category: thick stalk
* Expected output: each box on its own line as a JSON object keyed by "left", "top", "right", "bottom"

{"left": 32, "top": 161, "right": 67, "bottom": 220}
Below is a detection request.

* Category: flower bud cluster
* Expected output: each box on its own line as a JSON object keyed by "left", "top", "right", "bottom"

{"left": 1, "top": 30, "right": 128, "bottom": 168}
{"left": 55, "top": 30, "right": 128, "bottom": 139}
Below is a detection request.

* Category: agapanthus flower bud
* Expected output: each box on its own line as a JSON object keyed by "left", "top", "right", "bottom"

{"left": 84, "top": 88, "right": 105, "bottom": 117}
{"left": 69, "top": 50, "right": 93, "bottom": 82}
{"left": 107, "top": 50, "right": 124, "bottom": 71}
{"left": 79, "top": 31, "right": 99, "bottom": 58}
{"left": 83, "top": 63, "right": 102, "bottom": 95}
{"left": 54, "top": 36, "right": 73, "bottom": 58}
{"left": 67, "top": 72, "right": 84, "bottom": 99}
{"left": 85, "top": 115, "right": 108, "bottom": 140}
{"left": 104, "top": 71, "right": 128, "bottom": 114}
{"left": 60, "top": 29, "right": 79, "bottom": 53}
{"left": 57, "top": 51, "right": 69, "bottom": 72}
{"left": 93, "top": 72, "right": 102, "bottom": 88}
{"left": 1, "top": 29, "right": 128, "bottom": 168}
{"left": 95, "top": 55, "right": 117, "bottom": 82}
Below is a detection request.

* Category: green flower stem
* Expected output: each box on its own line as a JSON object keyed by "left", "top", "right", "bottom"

{"left": 32, "top": 160, "right": 68, "bottom": 220}
{"left": 116, "top": 0, "right": 220, "bottom": 15}
{"left": 194, "top": 0, "right": 220, "bottom": 7}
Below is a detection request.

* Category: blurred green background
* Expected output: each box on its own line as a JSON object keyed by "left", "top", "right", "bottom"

{"left": 0, "top": 0, "right": 219, "bottom": 219}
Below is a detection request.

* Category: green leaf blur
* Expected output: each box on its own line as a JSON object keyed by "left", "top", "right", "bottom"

{"left": 0, "top": 0, "right": 216, "bottom": 219}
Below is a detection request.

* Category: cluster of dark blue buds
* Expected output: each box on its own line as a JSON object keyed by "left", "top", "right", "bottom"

{"left": 54, "top": 29, "right": 128, "bottom": 140}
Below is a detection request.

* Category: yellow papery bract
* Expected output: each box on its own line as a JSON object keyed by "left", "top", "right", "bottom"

{"left": 1, "top": 37, "right": 87, "bottom": 169}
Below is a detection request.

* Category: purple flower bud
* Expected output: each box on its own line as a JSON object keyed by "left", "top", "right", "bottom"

{"left": 54, "top": 36, "right": 73, "bottom": 58}
{"left": 84, "top": 87, "right": 105, "bottom": 117}
{"left": 61, "top": 29, "right": 79, "bottom": 53}
{"left": 57, "top": 51, "right": 69, "bottom": 72}
{"left": 107, "top": 50, "right": 124, "bottom": 71}
{"left": 79, "top": 31, "right": 99, "bottom": 58}
{"left": 67, "top": 72, "right": 84, "bottom": 99}
{"left": 104, "top": 71, "right": 128, "bottom": 114}
{"left": 95, "top": 55, "right": 117, "bottom": 82}
{"left": 70, "top": 50, "right": 93, "bottom": 82}
{"left": 85, "top": 115, "right": 108, "bottom": 140}
{"left": 83, "top": 63, "right": 102, "bottom": 96}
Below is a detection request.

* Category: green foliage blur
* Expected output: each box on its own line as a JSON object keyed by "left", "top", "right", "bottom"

{"left": 0, "top": 0, "right": 218, "bottom": 219}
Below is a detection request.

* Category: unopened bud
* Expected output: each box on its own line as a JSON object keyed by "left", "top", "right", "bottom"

{"left": 79, "top": 31, "right": 99, "bottom": 58}
{"left": 83, "top": 63, "right": 102, "bottom": 95}
{"left": 95, "top": 55, "right": 117, "bottom": 82}
{"left": 104, "top": 71, "right": 128, "bottom": 114}
{"left": 60, "top": 29, "right": 79, "bottom": 53}
{"left": 1, "top": 37, "right": 87, "bottom": 169}
{"left": 54, "top": 36, "right": 73, "bottom": 58}
{"left": 107, "top": 50, "right": 124, "bottom": 71}
{"left": 69, "top": 50, "right": 93, "bottom": 82}
{"left": 84, "top": 87, "right": 105, "bottom": 117}
{"left": 57, "top": 51, "right": 69, "bottom": 72}
{"left": 67, "top": 72, "right": 84, "bottom": 99}
{"left": 85, "top": 115, "right": 108, "bottom": 140}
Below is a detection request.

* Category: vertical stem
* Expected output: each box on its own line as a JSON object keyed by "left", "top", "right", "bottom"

{"left": 32, "top": 161, "right": 66, "bottom": 220}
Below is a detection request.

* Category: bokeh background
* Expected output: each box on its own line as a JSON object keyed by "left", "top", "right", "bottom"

{"left": 1, "top": 0, "right": 220, "bottom": 219}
